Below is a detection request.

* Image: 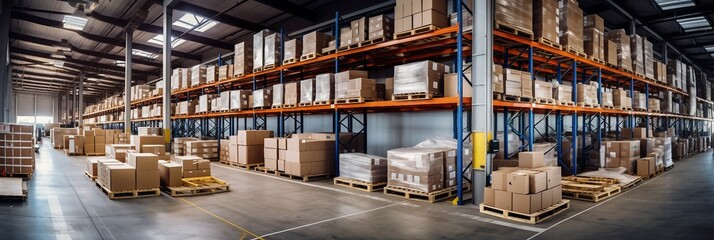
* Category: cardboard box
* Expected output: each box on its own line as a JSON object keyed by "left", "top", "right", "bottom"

{"left": 513, "top": 192, "right": 542, "bottom": 214}
{"left": 106, "top": 164, "right": 136, "bottom": 192}
{"left": 518, "top": 152, "right": 545, "bottom": 168}
{"left": 233, "top": 130, "right": 274, "bottom": 146}
{"left": 130, "top": 135, "right": 164, "bottom": 151}
{"left": 159, "top": 162, "right": 183, "bottom": 187}
{"left": 541, "top": 187, "right": 554, "bottom": 209}
{"left": 127, "top": 152, "right": 159, "bottom": 171}
{"left": 506, "top": 171, "right": 530, "bottom": 194}
{"left": 619, "top": 141, "right": 640, "bottom": 158}
{"left": 637, "top": 157, "right": 656, "bottom": 177}
{"left": 264, "top": 138, "right": 279, "bottom": 149}
{"left": 528, "top": 171, "right": 547, "bottom": 193}
{"left": 278, "top": 159, "right": 286, "bottom": 171}
{"left": 239, "top": 145, "right": 264, "bottom": 165}
{"left": 195, "top": 160, "right": 210, "bottom": 170}
{"left": 484, "top": 186, "right": 496, "bottom": 206}
{"left": 87, "top": 158, "right": 98, "bottom": 176}
{"left": 136, "top": 170, "right": 160, "bottom": 190}
{"left": 533, "top": 166, "right": 561, "bottom": 189}
{"left": 175, "top": 156, "right": 203, "bottom": 170}
{"left": 491, "top": 170, "right": 509, "bottom": 191}
{"left": 494, "top": 190, "right": 512, "bottom": 211}
{"left": 552, "top": 185, "right": 562, "bottom": 203}
{"left": 264, "top": 147, "right": 278, "bottom": 160}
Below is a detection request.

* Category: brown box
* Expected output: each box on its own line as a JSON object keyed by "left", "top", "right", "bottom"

{"left": 484, "top": 186, "right": 496, "bottom": 206}
{"left": 619, "top": 157, "right": 639, "bottom": 174}
{"left": 518, "top": 152, "right": 545, "bottom": 168}
{"left": 541, "top": 187, "right": 553, "bottom": 209}
{"left": 619, "top": 140, "right": 640, "bottom": 157}
{"left": 552, "top": 185, "right": 562, "bottom": 203}
{"left": 264, "top": 138, "right": 279, "bottom": 149}
{"left": 506, "top": 171, "right": 530, "bottom": 194}
{"left": 421, "top": 10, "right": 448, "bottom": 28}
{"left": 136, "top": 170, "right": 160, "bottom": 190}
{"left": 533, "top": 0, "right": 559, "bottom": 43}
{"left": 286, "top": 160, "right": 334, "bottom": 176}
{"left": 491, "top": 170, "right": 509, "bottom": 191}
{"left": 239, "top": 145, "right": 264, "bottom": 165}
{"left": 130, "top": 135, "right": 164, "bottom": 151}
{"left": 106, "top": 164, "right": 135, "bottom": 192}
{"left": 513, "top": 192, "right": 542, "bottom": 214}
{"left": 87, "top": 158, "right": 98, "bottom": 176}
{"left": 265, "top": 158, "right": 278, "bottom": 170}
{"left": 183, "top": 170, "right": 198, "bottom": 178}
{"left": 533, "top": 166, "right": 562, "bottom": 189}
{"left": 278, "top": 138, "right": 288, "bottom": 150}
{"left": 195, "top": 160, "right": 210, "bottom": 170}
{"left": 127, "top": 152, "right": 159, "bottom": 171}
{"left": 159, "top": 162, "right": 183, "bottom": 187}
{"left": 494, "top": 190, "right": 513, "bottom": 211}
{"left": 278, "top": 159, "right": 286, "bottom": 171}
{"left": 528, "top": 171, "right": 547, "bottom": 193}
{"left": 637, "top": 157, "right": 656, "bottom": 176}
{"left": 175, "top": 156, "right": 202, "bottom": 170}
{"left": 233, "top": 130, "right": 274, "bottom": 146}
{"left": 422, "top": 0, "right": 447, "bottom": 14}
{"left": 264, "top": 147, "right": 278, "bottom": 160}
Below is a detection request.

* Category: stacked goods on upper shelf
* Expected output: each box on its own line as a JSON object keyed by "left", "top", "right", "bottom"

{"left": 503, "top": 68, "right": 533, "bottom": 99}
{"left": 314, "top": 73, "right": 335, "bottom": 105}
{"left": 171, "top": 68, "right": 190, "bottom": 92}
{"left": 263, "top": 137, "right": 287, "bottom": 171}
{"left": 491, "top": 64, "right": 504, "bottom": 96}
{"left": 234, "top": 41, "right": 253, "bottom": 77}
{"left": 339, "top": 153, "right": 388, "bottom": 184}
{"left": 643, "top": 38, "right": 654, "bottom": 80}
{"left": 218, "top": 64, "right": 233, "bottom": 81}
{"left": 284, "top": 81, "right": 300, "bottom": 107}
{"left": 302, "top": 31, "right": 332, "bottom": 58}
{"left": 604, "top": 38, "right": 618, "bottom": 67}
{"left": 0, "top": 124, "right": 35, "bottom": 176}
{"left": 300, "top": 78, "right": 315, "bottom": 106}
{"left": 264, "top": 32, "right": 281, "bottom": 68}
{"left": 445, "top": 67, "right": 473, "bottom": 98}
{"left": 368, "top": 15, "right": 394, "bottom": 41}
{"left": 253, "top": 29, "right": 275, "bottom": 72}
{"left": 190, "top": 65, "right": 207, "bottom": 87}
{"left": 533, "top": 80, "right": 554, "bottom": 101}
{"left": 207, "top": 65, "right": 218, "bottom": 84}
{"left": 601, "top": 88, "right": 614, "bottom": 107}
{"left": 555, "top": 82, "right": 573, "bottom": 105}
{"left": 186, "top": 140, "right": 218, "bottom": 160}
{"left": 661, "top": 91, "right": 674, "bottom": 113}
{"left": 197, "top": 94, "right": 219, "bottom": 113}
{"left": 229, "top": 90, "right": 252, "bottom": 111}
{"left": 612, "top": 88, "right": 632, "bottom": 109}
{"left": 576, "top": 82, "right": 598, "bottom": 107}
{"left": 335, "top": 70, "right": 377, "bottom": 102}
{"left": 533, "top": 0, "right": 559, "bottom": 45}
{"left": 284, "top": 38, "right": 302, "bottom": 63}
{"left": 177, "top": 99, "right": 197, "bottom": 115}
{"left": 394, "top": 0, "right": 449, "bottom": 34}
{"left": 253, "top": 88, "right": 273, "bottom": 109}
{"left": 130, "top": 85, "right": 151, "bottom": 101}
{"left": 485, "top": 152, "right": 563, "bottom": 214}
{"left": 173, "top": 137, "right": 199, "bottom": 156}
{"left": 584, "top": 14, "right": 604, "bottom": 61}
{"left": 630, "top": 34, "right": 645, "bottom": 77}
{"left": 272, "top": 83, "right": 284, "bottom": 108}
{"left": 558, "top": 0, "right": 584, "bottom": 54}
{"left": 648, "top": 98, "right": 661, "bottom": 112}
{"left": 667, "top": 59, "right": 684, "bottom": 90}
{"left": 350, "top": 17, "right": 368, "bottom": 45}
{"left": 633, "top": 91, "right": 647, "bottom": 110}
{"left": 229, "top": 130, "right": 274, "bottom": 166}
{"left": 653, "top": 61, "right": 667, "bottom": 83}
{"left": 605, "top": 29, "right": 632, "bottom": 72}
{"left": 393, "top": 60, "right": 448, "bottom": 100}
{"left": 495, "top": 0, "right": 533, "bottom": 35}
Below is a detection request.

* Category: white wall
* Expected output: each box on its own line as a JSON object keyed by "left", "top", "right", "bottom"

{"left": 13, "top": 91, "right": 58, "bottom": 123}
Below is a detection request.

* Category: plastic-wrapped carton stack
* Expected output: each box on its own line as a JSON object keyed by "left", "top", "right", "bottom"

{"left": 654, "top": 61, "right": 667, "bottom": 83}
{"left": 253, "top": 88, "right": 273, "bottom": 109}
{"left": 643, "top": 38, "right": 654, "bottom": 80}
{"left": 173, "top": 137, "right": 199, "bottom": 156}
{"left": 253, "top": 29, "right": 274, "bottom": 71}
{"left": 602, "top": 88, "right": 614, "bottom": 107}
{"left": 190, "top": 65, "right": 207, "bottom": 87}
{"left": 558, "top": 0, "right": 584, "bottom": 53}
{"left": 613, "top": 88, "right": 631, "bottom": 108}
{"left": 207, "top": 65, "right": 218, "bottom": 84}
{"left": 336, "top": 70, "right": 368, "bottom": 100}
{"left": 394, "top": 0, "right": 449, "bottom": 34}
{"left": 631, "top": 34, "right": 645, "bottom": 76}
{"left": 229, "top": 130, "right": 273, "bottom": 166}
{"left": 284, "top": 82, "right": 300, "bottom": 107}
{"left": 533, "top": 80, "right": 553, "bottom": 100}
{"left": 234, "top": 41, "right": 253, "bottom": 77}
{"left": 339, "top": 153, "right": 388, "bottom": 183}
{"left": 504, "top": 68, "right": 533, "bottom": 98}
{"left": 584, "top": 14, "right": 604, "bottom": 60}
{"left": 633, "top": 91, "right": 646, "bottom": 110}
{"left": 264, "top": 33, "right": 281, "bottom": 67}
{"left": 285, "top": 135, "right": 335, "bottom": 176}
{"left": 185, "top": 140, "right": 218, "bottom": 160}
{"left": 386, "top": 148, "right": 456, "bottom": 192}
{"left": 555, "top": 82, "right": 573, "bottom": 104}
{"left": 198, "top": 94, "right": 219, "bottom": 113}
{"left": 648, "top": 98, "right": 661, "bottom": 112}
{"left": 605, "top": 39, "right": 618, "bottom": 66}
{"left": 300, "top": 79, "right": 315, "bottom": 105}
{"left": 368, "top": 15, "right": 393, "bottom": 40}
{"left": 533, "top": 0, "right": 559, "bottom": 44}
{"left": 484, "top": 152, "right": 562, "bottom": 214}
{"left": 667, "top": 59, "right": 683, "bottom": 90}
{"left": 229, "top": 90, "right": 251, "bottom": 111}
{"left": 302, "top": 31, "right": 332, "bottom": 58}
{"left": 178, "top": 99, "right": 197, "bottom": 115}
{"left": 605, "top": 29, "right": 632, "bottom": 72}
{"left": 218, "top": 65, "right": 233, "bottom": 81}
{"left": 0, "top": 124, "right": 35, "bottom": 175}
{"left": 393, "top": 60, "right": 448, "bottom": 97}
{"left": 284, "top": 39, "right": 302, "bottom": 62}
{"left": 272, "top": 84, "right": 284, "bottom": 108}
{"left": 314, "top": 73, "right": 335, "bottom": 104}
{"left": 350, "top": 17, "right": 368, "bottom": 44}
{"left": 495, "top": 0, "right": 533, "bottom": 34}
{"left": 576, "top": 82, "right": 598, "bottom": 106}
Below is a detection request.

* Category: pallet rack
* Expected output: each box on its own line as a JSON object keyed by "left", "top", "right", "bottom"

{"left": 82, "top": 1, "right": 713, "bottom": 205}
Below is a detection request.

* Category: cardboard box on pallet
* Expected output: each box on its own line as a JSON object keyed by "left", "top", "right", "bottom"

{"left": 445, "top": 70, "right": 473, "bottom": 97}
{"left": 533, "top": 0, "right": 559, "bottom": 44}
{"left": 637, "top": 157, "right": 656, "bottom": 176}
{"left": 336, "top": 70, "right": 370, "bottom": 99}
{"left": 555, "top": 83, "right": 573, "bottom": 103}
{"left": 584, "top": 14, "right": 606, "bottom": 60}
{"left": 229, "top": 90, "right": 251, "bottom": 111}
{"left": 605, "top": 29, "right": 632, "bottom": 71}
{"left": 104, "top": 164, "right": 136, "bottom": 192}
{"left": 302, "top": 31, "right": 333, "bottom": 57}
{"left": 393, "top": 60, "right": 448, "bottom": 97}
{"left": 300, "top": 78, "right": 315, "bottom": 104}
{"left": 272, "top": 83, "right": 284, "bottom": 107}
{"left": 339, "top": 78, "right": 377, "bottom": 99}
{"left": 253, "top": 88, "right": 273, "bottom": 109}
{"left": 492, "top": 64, "right": 505, "bottom": 94}
{"left": 159, "top": 161, "right": 183, "bottom": 187}
{"left": 339, "top": 153, "right": 388, "bottom": 183}
{"left": 558, "top": 0, "right": 584, "bottom": 53}
{"left": 368, "top": 15, "right": 393, "bottom": 40}
{"left": 533, "top": 80, "right": 553, "bottom": 100}
{"left": 631, "top": 34, "right": 645, "bottom": 76}
{"left": 207, "top": 65, "right": 218, "bottom": 83}
{"left": 605, "top": 39, "right": 618, "bottom": 66}
{"left": 602, "top": 89, "right": 614, "bottom": 107}
{"left": 190, "top": 65, "right": 207, "bottom": 87}
{"left": 613, "top": 88, "right": 631, "bottom": 108}
{"left": 576, "top": 82, "right": 598, "bottom": 105}
{"left": 284, "top": 39, "right": 302, "bottom": 61}
{"left": 386, "top": 148, "right": 445, "bottom": 193}
{"left": 253, "top": 29, "right": 273, "bottom": 70}
{"left": 315, "top": 73, "right": 335, "bottom": 103}
{"left": 130, "top": 135, "right": 164, "bottom": 152}
{"left": 644, "top": 38, "right": 654, "bottom": 80}
{"left": 496, "top": 0, "right": 533, "bottom": 34}
{"left": 284, "top": 82, "right": 301, "bottom": 105}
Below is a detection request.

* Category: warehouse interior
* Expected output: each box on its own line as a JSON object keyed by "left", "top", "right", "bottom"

{"left": 1, "top": 0, "right": 714, "bottom": 239}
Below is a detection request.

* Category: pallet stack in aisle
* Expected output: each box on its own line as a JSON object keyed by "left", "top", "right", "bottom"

{"left": 334, "top": 153, "right": 388, "bottom": 192}
{"left": 94, "top": 153, "right": 160, "bottom": 200}
{"left": 0, "top": 124, "right": 35, "bottom": 178}
{"left": 481, "top": 152, "right": 568, "bottom": 224}
{"left": 383, "top": 148, "right": 463, "bottom": 203}
{"left": 186, "top": 140, "right": 219, "bottom": 161}
{"left": 51, "top": 127, "right": 79, "bottom": 149}
{"left": 263, "top": 137, "right": 287, "bottom": 171}
{"left": 228, "top": 130, "right": 273, "bottom": 168}
{"left": 173, "top": 137, "right": 199, "bottom": 156}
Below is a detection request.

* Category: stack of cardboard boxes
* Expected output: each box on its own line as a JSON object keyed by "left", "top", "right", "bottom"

{"left": 576, "top": 82, "right": 599, "bottom": 106}
{"left": 198, "top": 94, "right": 219, "bottom": 113}
{"left": 0, "top": 124, "right": 35, "bottom": 175}
{"left": 558, "top": 0, "right": 584, "bottom": 53}
{"left": 127, "top": 153, "right": 160, "bottom": 190}
{"left": 229, "top": 90, "right": 251, "bottom": 111}
{"left": 234, "top": 42, "right": 253, "bottom": 77}
{"left": 159, "top": 161, "right": 184, "bottom": 188}
{"left": 82, "top": 129, "right": 109, "bottom": 155}
{"left": 386, "top": 148, "right": 456, "bottom": 193}
{"left": 633, "top": 91, "right": 646, "bottom": 110}
{"left": 253, "top": 88, "right": 272, "bottom": 109}
{"left": 229, "top": 130, "right": 274, "bottom": 166}
{"left": 253, "top": 29, "right": 274, "bottom": 71}
{"left": 393, "top": 60, "right": 448, "bottom": 97}
{"left": 302, "top": 31, "right": 332, "bottom": 57}
{"left": 131, "top": 135, "right": 164, "bottom": 153}
{"left": 533, "top": 0, "right": 559, "bottom": 44}
{"left": 394, "top": 0, "right": 449, "bottom": 34}
{"left": 484, "top": 152, "right": 562, "bottom": 214}
{"left": 96, "top": 158, "right": 135, "bottom": 192}
{"left": 175, "top": 155, "right": 212, "bottom": 178}
{"left": 177, "top": 99, "right": 197, "bottom": 115}
{"left": 263, "top": 137, "right": 288, "bottom": 171}
{"left": 207, "top": 65, "right": 218, "bottom": 84}
{"left": 644, "top": 38, "right": 654, "bottom": 80}
{"left": 284, "top": 82, "right": 300, "bottom": 106}
{"left": 272, "top": 83, "right": 284, "bottom": 108}
{"left": 339, "top": 153, "right": 388, "bottom": 183}
{"left": 504, "top": 68, "right": 533, "bottom": 98}
{"left": 314, "top": 73, "right": 335, "bottom": 104}
{"left": 533, "top": 80, "right": 553, "bottom": 100}
{"left": 64, "top": 135, "right": 84, "bottom": 155}
{"left": 368, "top": 15, "right": 394, "bottom": 40}
{"left": 173, "top": 137, "right": 199, "bottom": 156}
{"left": 613, "top": 88, "right": 632, "bottom": 108}
{"left": 284, "top": 39, "right": 302, "bottom": 61}
{"left": 495, "top": 0, "right": 533, "bottom": 34}
{"left": 583, "top": 14, "right": 604, "bottom": 61}
{"left": 106, "top": 144, "right": 131, "bottom": 162}
{"left": 630, "top": 34, "right": 645, "bottom": 77}
{"left": 141, "top": 144, "right": 170, "bottom": 161}
{"left": 285, "top": 133, "right": 338, "bottom": 176}
{"left": 300, "top": 79, "right": 315, "bottom": 105}
{"left": 335, "top": 70, "right": 373, "bottom": 100}
{"left": 171, "top": 68, "right": 189, "bottom": 92}
{"left": 605, "top": 29, "right": 632, "bottom": 72}
{"left": 555, "top": 83, "right": 573, "bottom": 104}
{"left": 51, "top": 128, "right": 79, "bottom": 148}
{"left": 186, "top": 140, "right": 218, "bottom": 160}
{"left": 190, "top": 65, "right": 207, "bottom": 87}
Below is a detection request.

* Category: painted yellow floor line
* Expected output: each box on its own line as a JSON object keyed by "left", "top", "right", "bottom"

{"left": 178, "top": 197, "right": 265, "bottom": 240}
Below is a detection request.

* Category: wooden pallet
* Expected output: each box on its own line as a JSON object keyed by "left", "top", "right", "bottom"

{"left": 0, "top": 172, "right": 33, "bottom": 180}
{"left": 312, "top": 100, "right": 331, "bottom": 106}
{"left": 163, "top": 176, "right": 230, "bottom": 197}
{"left": 621, "top": 67, "right": 634, "bottom": 74}
{"left": 602, "top": 105, "right": 615, "bottom": 109}
{"left": 360, "top": 37, "right": 388, "bottom": 46}
{"left": 84, "top": 171, "right": 96, "bottom": 181}
{"left": 392, "top": 92, "right": 434, "bottom": 101}
{"left": 276, "top": 171, "right": 332, "bottom": 182}
{"left": 395, "top": 25, "right": 441, "bottom": 39}
{"left": 337, "top": 42, "right": 361, "bottom": 51}
{"left": 333, "top": 177, "right": 387, "bottom": 192}
{"left": 334, "top": 97, "right": 376, "bottom": 104}
{"left": 96, "top": 181, "right": 160, "bottom": 200}
{"left": 562, "top": 185, "right": 621, "bottom": 202}
{"left": 536, "top": 38, "right": 562, "bottom": 50}
{"left": 665, "top": 165, "right": 674, "bottom": 171}
{"left": 234, "top": 73, "right": 245, "bottom": 78}
{"left": 300, "top": 52, "right": 321, "bottom": 61}
{"left": 619, "top": 176, "right": 643, "bottom": 190}
{"left": 650, "top": 110, "right": 661, "bottom": 113}
{"left": 85, "top": 153, "right": 105, "bottom": 156}
{"left": 271, "top": 105, "right": 282, "bottom": 109}
{"left": 282, "top": 104, "right": 298, "bottom": 108}
{"left": 563, "top": 176, "right": 619, "bottom": 185}
{"left": 253, "top": 66, "right": 263, "bottom": 73}
{"left": 590, "top": 57, "right": 606, "bottom": 65}
{"left": 557, "top": 100, "right": 575, "bottom": 106}
{"left": 633, "top": 108, "right": 647, "bottom": 112}
{"left": 606, "top": 63, "right": 618, "bottom": 69}
{"left": 504, "top": 95, "right": 532, "bottom": 102}
{"left": 635, "top": 73, "right": 645, "bottom": 78}
{"left": 493, "top": 92, "right": 504, "bottom": 100}
{"left": 479, "top": 200, "right": 570, "bottom": 224}
{"left": 0, "top": 178, "right": 27, "bottom": 201}
{"left": 577, "top": 102, "right": 600, "bottom": 108}
{"left": 494, "top": 21, "right": 534, "bottom": 40}
{"left": 255, "top": 166, "right": 282, "bottom": 175}
{"left": 563, "top": 45, "right": 587, "bottom": 58}
{"left": 383, "top": 184, "right": 468, "bottom": 203}
{"left": 299, "top": 102, "right": 313, "bottom": 107}
{"left": 282, "top": 58, "right": 298, "bottom": 65}
{"left": 534, "top": 98, "right": 556, "bottom": 105}
{"left": 231, "top": 162, "right": 263, "bottom": 170}
{"left": 64, "top": 150, "right": 83, "bottom": 156}
{"left": 615, "top": 106, "right": 633, "bottom": 111}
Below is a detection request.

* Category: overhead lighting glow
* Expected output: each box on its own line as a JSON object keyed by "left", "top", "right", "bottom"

{"left": 51, "top": 60, "right": 65, "bottom": 67}
{"left": 51, "top": 49, "right": 67, "bottom": 59}
{"left": 147, "top": 34, "right": 186, "bottom": 48}
{"left": 705, "top": 45, "right": 714, "bottom": 52}
{"left": 174, "top": 13, "right": 219, "bottom": 32}
{"left": 63, "top": 15, "right": 87, "bottom": 30}
{"left": 115, "top": 60, "right": 125, "bottom": 66}
{"left": 654, "top": 0, "right": 695, "bottom": 10}
{"left": 131, "top": 49, "right": 157, "bottom": 59}
{"left": 676, "top": 16, "right": 712, "bottom": 32}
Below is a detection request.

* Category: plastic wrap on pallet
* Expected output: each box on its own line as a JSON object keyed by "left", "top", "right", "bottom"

{"left": 336, "top": 70, "right": 369, "bottom": 99}
{"left": 198, "top": 94, "right": 219, "bottom": 113}
{"left": 207, "top": 65, "right": 217, "bottom": 83}
{"left": 284, "top": 82, "right": 300, "bottom": 105}
{"left": 253, "top": 88, "right": 273, "bottom": 108}
{"left": 534, "top": 80, "right": 554, "bottom": 99}
{"left": 387, "top": 148, "right": 446, "bottom": 193}
{"left": 578, "top": 168, "right": 643, "bottom": 186}
{"left": 601, "top": 89, "right": 613, "bottom": 107}
{"left": 633, "top": 92, "right": 646, "bottom": 109}
{"left": 496, "top": 0, "right": 533, "bottom": 34}
{"left": 533, "top": 0, "right": 559, "bottom": 43}
{"left": 218, "top": 91, "right": 230, "bottom": 111}
{"left": 190, "top": 65, "right": 207, "bottom": 87}
{"left": 555, "top": 83, "right": 572, "bottom": 102}
{"left": 368, "top": 14, "right": 394, "bottom": 40}
{"left": 302, "top": 31, "right": 333, "bottom": 56}
{"left": 576, "top": 83, "right": 598, "bottom": 105}
{"left": 229, "top": 90, "right": 251, "bottom": 110}
{"left": 648, "top": 98, "right": 660, "bottom": 112}
{"left": 234, "top": 41, "right": 253, "bottom": 76}
{"left": 413, "top": 136, "right": 473, "bottom": 171}
{"left": 558, "top": 0, "right": 584, "bottom": 53}
{"left": 630, "top": 34, "right": 645, "bottom": 76}
{"left": 315, "top": 73, "right": 335, "bottom": 102}
{"left": 605, "top": 29, "right": 632, "bottom": 70}
{"left": 584, "top": 14, "right": 605, "bottom": 60}
{"left": 339, "top": 153, "right": 388, "bottom": 183}
{"left": 300, "top": 78, "right": 315, "bottom": 104}
{"left": 284, "top": 39, "right": 302, "bottom": 61}
{"left": 272, "top": 84, "right": 284, "bottom": 107}
{"left": 253, "top": 30, "right": 273, "bottom": 69}
{"left": 644, "top": 38, "right": 654, "bottom": 79}
{"left": 171, "top": 68, "right": 184, "bottom": 91}
{"left": 264, "top": 33, "right": 281, "bottom": 67}
{"left": 393, "top": 60, "right": 449, "bottom": 95}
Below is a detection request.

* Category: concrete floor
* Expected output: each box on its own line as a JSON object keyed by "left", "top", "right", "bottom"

{"left": 1, "top": 140, "right": 712, "bottom": 240}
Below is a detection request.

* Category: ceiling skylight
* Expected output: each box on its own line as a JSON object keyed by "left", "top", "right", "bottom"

{"left": 132, "top": 49, "right": 157, "bottom": 59}
{"left": 676, "top": 16, "right": 711, "bottom": 32}
{"left": 62, "top": 15, "right": 87, "bottom": 30}
{"left": 654, "top": 0, "right": 695, "bottom": 10}
{"left": 115, "top": 60, "right": 125, "bottom": 66}
{"left": 705, "top": 45, "right": 714, "bottom": 52}
{"left": 174, "top": 13, "right": 218, "bottom": 32}
{"left": 147, "top": 35, "right": 186, "bottom": 48}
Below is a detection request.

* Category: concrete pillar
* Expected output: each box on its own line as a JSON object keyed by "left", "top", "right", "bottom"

{"left": 78, "top": 72, "right": 84, "bottom": 126}
{"left": 162, "top": 3, "right": 173, "bottom": 150}
{"left": 125, "top": 30, "right": 133, "bottom": 133}
{"left": 472, "top": 0, "right": 494, "bottom": 205}
{"left": 0, "top": 0, "right": 10, "bottom": 123}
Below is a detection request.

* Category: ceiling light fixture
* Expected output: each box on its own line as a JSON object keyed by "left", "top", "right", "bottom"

{"left": 51, "top": 49, "right": 67, "bottom": 59}
{"left": 63, "top": 15, "right": 88, "bottom": 30}
{"left": 50, "top": 60, "right": 65, "bottom": 67}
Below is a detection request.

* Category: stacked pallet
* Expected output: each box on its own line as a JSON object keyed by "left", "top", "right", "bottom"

{"left": 263, "top": 137, "right": 287, "bottom": 171}
{"left": 0, "top": 124, "right": 35, "bottom": 178}
{"left": 186, "top": 140, "right": 219, "bottom": 160}
{"left": 94, "top": 153, "right": 161, "bottom": 200}
{"left": 228, "top": 130, "right": 273, "bottom": 168}
{"left": 334, "top": 153, "right": 388, "bottom": 192}
{"left": 561, "top": 176, "right": 621, "bottom": 202}
{"left": 173, "top": 137, "right": 199, "bottom": 156}
{"left": 161, "top": 156, "right": 229, "bottom": 197}
{"left": 384, "top": 148, "right": 461, "bottom": 202}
